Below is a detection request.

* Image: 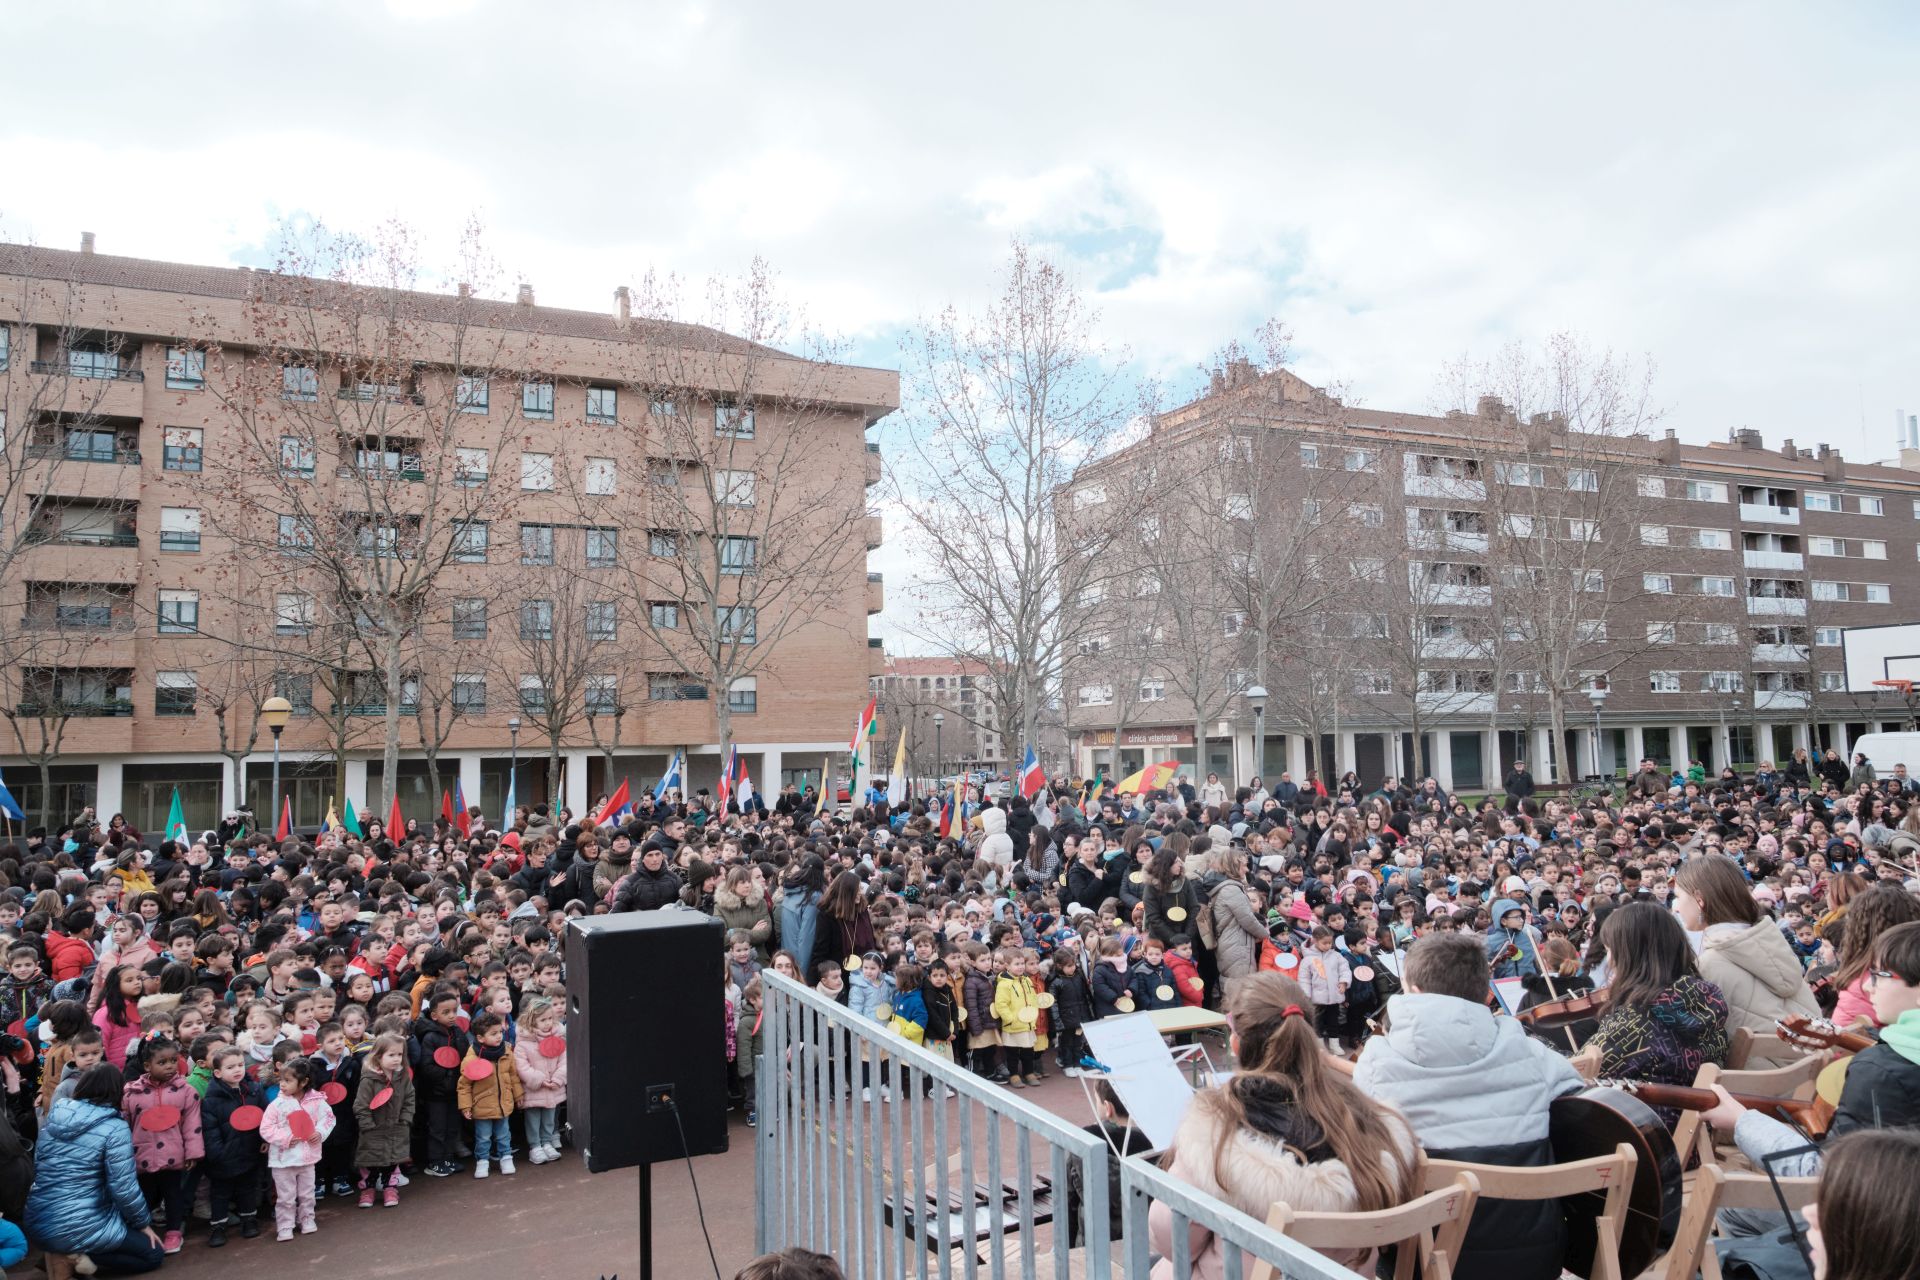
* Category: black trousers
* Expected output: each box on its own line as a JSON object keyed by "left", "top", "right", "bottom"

{"left": 421, "top": 1094, "right": 461, "bottom": 1164}
{"left": 208, "top": 1170, "right": 260, "bottom": 1223}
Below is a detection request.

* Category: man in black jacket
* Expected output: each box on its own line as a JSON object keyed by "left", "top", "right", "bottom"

{"left": 612, "top": 843, "right": 683, "bottom": 912}
{"left": 1502, "top": 760, "right": 1536, "bottom": 812}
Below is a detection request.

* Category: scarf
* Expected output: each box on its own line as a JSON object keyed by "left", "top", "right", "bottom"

{"left": 477, "top": 1040, "right": 506, "bottom": 1063}
{"left": 1879, "top": 1008, "right": 1920, "bottom": 1066}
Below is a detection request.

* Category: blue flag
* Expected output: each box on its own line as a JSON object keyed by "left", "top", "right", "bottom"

{"left": 0, "top": 772, "right": 22, "bottom": 822}
{"left": 652, "top": 749, "right": 684, "bottom": 802}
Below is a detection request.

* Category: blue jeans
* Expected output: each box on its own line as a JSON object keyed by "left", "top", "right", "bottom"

{"left": 524, "top": 1106, "right": 558, "bottom": 1149}
{"left": 473, "top": 1116, "right": 511, "bottom": 1161}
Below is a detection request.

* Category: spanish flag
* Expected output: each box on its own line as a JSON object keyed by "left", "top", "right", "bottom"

{"left": 1113, "top": 760, "right": 1179, "bottom": 795}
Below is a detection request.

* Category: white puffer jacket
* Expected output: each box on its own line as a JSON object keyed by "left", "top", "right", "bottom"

{"left": 974, "top": 805, "right": 1015, "bottom": 869}
{"left": 1697, "top": 921, "right": 1821, "bottom": 1064}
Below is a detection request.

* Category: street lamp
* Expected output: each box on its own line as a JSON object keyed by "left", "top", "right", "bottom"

{"left": 261, "top": 695, "right": 292, "bottom": 836}
{"left": 933, "top": 712, "right": 944, "bottom": 789}
{"left": 1245, "top": 685, "right": 1269, "bottom": 786}
{"left": 1586, "top": 686, "right": 1608, "bottom": 780}
{"left": 507, "top": 716, "right": 521, "bottom": 821}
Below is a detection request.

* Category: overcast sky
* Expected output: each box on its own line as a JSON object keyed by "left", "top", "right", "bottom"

{"left": 3, "top": 1, "right": 1915, "bottom": 647}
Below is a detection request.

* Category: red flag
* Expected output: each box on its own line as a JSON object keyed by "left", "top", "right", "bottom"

{"left": 440, "top": 789, "right": 455, "bottom": 828}
{"left": 454, "top": 779, "right": 471, "bottom": 838}
{"left": 593, "top": 778, "right": 630, "bottom": 827}
{"left": 275, "top": 796, "right": 291, "bottom": 842}
{"left": 387, "top": 793, "right": 403, "bottom": 840}
{"left": 937, "top": 797, "right": 952, "bottom": 838}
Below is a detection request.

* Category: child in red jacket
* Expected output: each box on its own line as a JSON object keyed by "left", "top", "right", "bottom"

{"left": 121, "top": 1037, "right": 204, "bottom": 1254}
{"left": 1165, "top": 935, "right": 1205, "bottom": 1007}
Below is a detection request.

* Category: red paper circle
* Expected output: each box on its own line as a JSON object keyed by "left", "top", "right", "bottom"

{"left": 461, "top": 1057, "right": 493, "bottom": 1081}
{"left": 432, "top": 1046, "right": 460, "bottom": 1069}
{"left": 538, "top": 1034, "right": 565, "bottom": 1059}
{"left": 286, "top": 1110, "right": 315, "bottom": 1141}
{"left": 138, "top": 1104, "right": 181, "bottom": 1132}
{"left": 1353, "top": 966, "right": 1375, "bottom": 983}
{"left": 300, "top": 1034, "right": 318, "bottom": 1054}
{"left": 229, "top": 1105, "right": 263, "bottom": 1132}
{"left": 368, "top": 1087, "right": 393, "bottom": 1110}
{"left": 322, "top": 1082, "right": 348, "bottom": 1104}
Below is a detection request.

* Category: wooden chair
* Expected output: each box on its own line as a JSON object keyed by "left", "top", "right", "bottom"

{"left": 1725, "top": 1027, "right": 1755, "bottom": 1070}
{"left": 1657, "top": 1163, "right": 1819, "bottom": 1280}
{"left": 1426, "top": 1144, "right": 1638, "bottom": 1280}
{"left": 1672, "top": 1056, "right": 1829, "bottom": 1169}
{"left": 1250, "top": 1170, "right": 1481, "bottom": 1280}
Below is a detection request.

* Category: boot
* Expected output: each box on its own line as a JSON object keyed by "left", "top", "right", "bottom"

{"left": 44, "top": 1253, "right": 77, "bottom": 1280}
{"left": 208, "top": 1219, "right": 229, "bottom": 1248}
{"left": 237, "top": 1212, "right": 261, "bottom": 1239}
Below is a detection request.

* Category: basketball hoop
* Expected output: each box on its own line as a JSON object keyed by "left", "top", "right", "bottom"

{"left": 1872, "top": 679, "right": 1914, "bottom": 696}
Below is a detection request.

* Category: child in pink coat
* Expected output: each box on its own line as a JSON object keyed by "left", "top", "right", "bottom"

{"left": 121, "top": 1037, "right": 203, "bottom": 1254}
{"left": 512, "top": 995, "right": 567, "bottom": 1164}
{"left": 258, "top": 1059, "right": 335, "bottom": 1241}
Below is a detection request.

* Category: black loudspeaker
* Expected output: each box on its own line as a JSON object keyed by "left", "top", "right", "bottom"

{"left": 566, "top": 908, "right": 729, "bottom": 1172}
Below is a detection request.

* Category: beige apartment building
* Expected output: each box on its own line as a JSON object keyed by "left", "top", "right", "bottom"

{"left": 870, "top": 656, "right": 1007, "bottom": 782}
{"left": 1064, "top": 363, "right": 1920, "bottom": 792}
{"left": 0, "top": 238, "right": 895, "bottom": 834}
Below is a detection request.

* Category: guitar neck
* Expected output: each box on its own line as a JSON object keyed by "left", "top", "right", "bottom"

{"left": 1622, "top": 1081, "right": 1814, "bottom": 1122}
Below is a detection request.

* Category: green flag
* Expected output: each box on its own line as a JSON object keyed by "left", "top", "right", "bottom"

{"left": 342, "top": 796, "right": 363, "bottom": 837}
{"left": 165, "top": 787, "right": 188, "bottom": 845}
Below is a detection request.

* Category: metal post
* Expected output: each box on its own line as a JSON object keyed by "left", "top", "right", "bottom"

{"left": 508, "top": 717, "right": 520, "bottom": 820}
{"left": 1593, "top": 704, "right": 1603, "bottom": 778}
{"left": 933, "top": 714, "right": 943, "bottom": 789}
{"left": 270, "top": 727, "right": 283, "bottom": 833}
{"left": 1255, "top": 703, "right": 1266, "bottom": 785}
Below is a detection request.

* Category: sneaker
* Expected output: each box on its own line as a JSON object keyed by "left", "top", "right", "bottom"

{"left": 208, "top": 1222, "right": 229, "bottom": 1249}
{"left": 526, "top": 1145, "right": 546, "bottom": 1165}
{"left": 1064, "top": 1066, "right": 1085, "bottom": 1078}
{"left": 333, "top": 1178, "right": 355, "bottom": 1198}
{"left": 313, "top": 1182, "right": 326, "bottom": 1201}
{"left": 499, "top": 1155, "right": 516, "bottom": 1175}
{"left": 237, "top": 1216, "right": 261, "bottom": 1240}
{"left": 162, "top": 1231, "right": 182, "bottom": 1255}
{"left": 746, "top": 1111, "right": 757, "bottom": 1128}
{"left": 383, "top": 1186, "right": 400, "bottom": 1208}
{"left": 1025, "top": 1074, "right": 1045, "bottom": 1087}
{"left": 1006, "top": 1076, "right": 1025, "bottom": 1089}
{"left": 71, "top": 1256, "right": 97, "bottom": 1277}
{"left": 544, "top": 1144, "right": 563, "bottom": 1162}
{"left": 391, "top": 1169, "right": 410, "bottom": 1187}
{"left": 357, "top": 1187, "right": 376, "bottom": 1209}
{"left": 941, "top": 1085, "right": 958, "bottom": 1099}
{"left": 277, "top": 1229, "right": 294, "bottom": 1243}
{"left": 299, "top": 1220, "right": 317, "bottom": 1235}
{"left": 860, "top": 1088, "right": 872, "bottom": 1102}
{"left": 473, "top": 1159, "right": 490, "bottom": 1179}
{"left": 424, "top": 1162, "right": 455, "bottom": 1178}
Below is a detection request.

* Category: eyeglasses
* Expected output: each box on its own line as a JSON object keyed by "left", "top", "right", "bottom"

{"left": 1868, "top": 968, "right": 1896, "bottom": 986}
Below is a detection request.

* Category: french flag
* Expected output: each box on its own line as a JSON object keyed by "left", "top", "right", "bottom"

{"left": 1018, "top": 745, "right": 1047, "bottom": 799}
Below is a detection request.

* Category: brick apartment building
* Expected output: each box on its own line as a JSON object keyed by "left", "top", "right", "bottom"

{"left": 1063, "top": 363, "right": 1920, "bottom": 792}
{"left": 870, "top": 656, "right": 1007, "bottom": 782}
{"left": 0, "top": 237, "right": 895, "bottom": 834}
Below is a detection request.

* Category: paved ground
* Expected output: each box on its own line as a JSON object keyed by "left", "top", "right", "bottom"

{"left": 58, "top": 1070, "right": 1107, "bottom": 1280}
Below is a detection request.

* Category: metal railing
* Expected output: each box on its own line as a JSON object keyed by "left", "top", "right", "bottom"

{"left": 755, "top": 972, "right": 1363, "bottom": 1280}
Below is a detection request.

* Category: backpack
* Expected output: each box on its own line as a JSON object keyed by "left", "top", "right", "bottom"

{"left": 1196, "top": 894, "right": 1218, "bottom": 950}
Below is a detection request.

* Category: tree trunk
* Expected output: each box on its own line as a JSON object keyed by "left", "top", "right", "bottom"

{"left": 383, "top": 633, "right": 403, "bottom": 807}
{"left": 1547, "top": 690, "right": 1570, "bottom": 786}
{"left": 37, "top": 757, "right": 51, "bottom": 830}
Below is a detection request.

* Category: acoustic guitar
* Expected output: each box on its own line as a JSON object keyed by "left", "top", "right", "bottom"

{"left": 1549, "top": 1087, "right": 1681, "bottom": 1280}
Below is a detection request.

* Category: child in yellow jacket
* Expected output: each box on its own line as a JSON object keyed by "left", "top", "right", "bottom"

{"left": 457, "top": 1012, "right": 525, "bottom": 1177}
{"left": 990, "top": 948, "right": 1042, "bottom": 1088}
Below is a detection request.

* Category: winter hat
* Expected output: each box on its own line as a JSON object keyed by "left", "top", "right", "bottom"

{"left": 1286, "top": 898, "right": 1314, "bottom": 922}
{"left": 686, "top": 858, "right": 719, "bottom": 886}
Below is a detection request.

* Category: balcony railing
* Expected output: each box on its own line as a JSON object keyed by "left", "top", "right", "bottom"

{"left": 28, "top": 442, "right": 141, "bottom": 465}
{"left": 1747, "top": 596, "right": 1808, "bottom": 616}
{"left": 1752, "top": 643, "right": 1811, "bottom": 664}
{"left": 338, "top": 387, "right": 425, "bottom": 405}
{"left": 25, "top": 527, "right": 138, "bottom": 548}
{"left": 24, "top": 607, "right": 134, "bottom": 633}
{"left": 15, "top": 699, "right": 134, "bottom": 718}
{"left": 338, "top": 703, "right": 421, "bottom": 716}
{"left": 31, "top": 359, "right": 143, "bottom": 382}
{"left": 1739, "top": 502, "right": 1800, "bottom": 525}
{"left": 648, "top": 684, "right": 709, "bottom": 702}
{"left": 1743, "top": 549, "right": 1804, "bottom": 571}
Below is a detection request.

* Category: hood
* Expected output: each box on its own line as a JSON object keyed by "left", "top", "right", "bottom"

{"left": 979, "top": 807, "right": 1006, "bottom": 836}
{"left": 714, "top": 883, "right": 759, "bottom": 912}
{"left": 781, "top": 883, "right": 816, "bottom": 907}
{"left": 1379, "top": 993, "right": 1511, "bottom": 1068}
{"left": 1487, "top": 898, "right": 1527, "bottom": 932}
{"left": 43, "top": 1097, "right": 120, "bottom": 1144}
{"left": 1703, "top": 919, "right": 1809, "bottom": 1000}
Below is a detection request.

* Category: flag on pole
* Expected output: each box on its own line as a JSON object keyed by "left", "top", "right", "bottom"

{"left": 1084, "top": 768, "right": 1106, "bottom": 807}
{"left": 717, "top": 744, "right": 737, "bottom": 814}
{"left": 324, "top": 797, "right": 340, "bottom": 834}
{"left": 342, "top": 796, "right": 362, "bottom": 838}
{"left": 454, "top": 779, "right": 471, "bottom": 838}
{"left": 275, "top": 796, "right": 292, "bottom": 842}
{"left": 165, "top": 787, "right": 189, "bottom": 845}
{"left": 736, "top": 756, "right": 753, "bottom": 812}
{"left": 815, "top": 755, "right": 832, "bottom": 816}
{"left": 850, "top": 696, "right": 878, "bottom": 751}
{"left": 887, "top": 734, "right": 908, "bottom": 808}
{"left": 440, "top": 789, "right": 455, "bottom": 829}
{"left": 614, "top": 779, "right": 635, "bottom": 823}
{"left": 937, "top": 791, "right": 953, "bottom": 838}
{"left": 503, "top": 767, "right": 517, "bottom": 829}
{"left": 1018, "top": 745, "right": 1047, "bottom": 799}
{"left": 594, "top": 778, "right": 631, "bottom": 827}
{"left": 0, "top": 771, "right": 23, "bottom": 822}
{"left": 652, "top": 751, "right": 683, "bottom": 803}
{"left": 387, "top": 793, "right": 403, "bottom": 840}
{"left": 1113, "top": 760, "right": 1179, "bottom": 796}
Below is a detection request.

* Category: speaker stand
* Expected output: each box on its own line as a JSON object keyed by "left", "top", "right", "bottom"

{"left": 638, "top": 1162, "right": 654, "bottom": 1280}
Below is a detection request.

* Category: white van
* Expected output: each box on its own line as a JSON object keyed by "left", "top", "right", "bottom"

{"left": 1845, "top": 731, "right": 1920, "bottom": 776}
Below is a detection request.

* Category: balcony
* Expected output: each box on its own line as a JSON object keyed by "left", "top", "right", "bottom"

{"left": 1743, "top": 549, "right": 1803, "bottom": 572}
{"left": 24, "top": 525, "right": 137, "bottom": 549}
{"left": 1752, "top": 643, "right": 1811, "bottom": 665}
{"left": 1416, "top": 583, "right": 1492, "bottom": 607}
{"left": 864, "top": 516, "right": 883, "bottom": 550}
{"left": 1739, "top": 502, "right": 1800, "bottom": 526}
{"left": 23, "top": 606, "right": 135, "bottom": 634}
{"left": 1747, "top": 596, "right": 1807, "bottom": 616}
{"left": 28, "top": 441, "right": 141, "bottom": 466}
{"left": 1419, "top": 638, "right": 1491, "bottom": 661}
{"left": 337, "top": 386, "right": 425, "bottom": 406}
{"left": 15, "top": 699, "right": 133, "bottom": 718}
{"left": 338, "top": 704, "right": 421, "bottom": 717}
{"left": 868, "top": 636, "right": 886, "bottom": 677}
{"left": 865, "top": 441, "right": 881, "bottom": 487}
{"left": 1407, "top": 529, "right": 1490, "bottom": 554}
{"left": 1415, "top": 691, "right": 1497, "bottom": 716}
{"left": 1755, "top": 689, "right": 1812, "bottom": 710}
{"left": 31, "top": 358, "right": 143, "bottom": 383}
{"left": 1403, "top": 473, "right": 1486, "bottom": 501}
{"left": 866, "top": 572, "right": 884, "bottom": 616}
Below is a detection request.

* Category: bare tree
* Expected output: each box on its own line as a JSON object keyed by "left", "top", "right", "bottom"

{"left": 488, "top": 557, "right": 619, "bottom": 801}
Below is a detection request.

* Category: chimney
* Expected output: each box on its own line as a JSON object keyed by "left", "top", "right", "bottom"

{"left": 1824, "top": 445, "right": 1846, "bottom": 481}
{"left": 456, "top": 282, "right": 471, "bottom": 299}
{"left": 1224, "top": 356, "right": 1255, "bottom": 388}
{"left": 1476, "top": 394, "right": 1508, "bottom": 421}
{"left": 1660, "top": 427, "right": 1681, "bottom": 464}
{"left": 79, "top": 231, "right": 95, "bottom": 255}
{"left": 516, "top": 282, "right": 534, "bottom": 307}
{"left": 1734, "top": 427, "right": 1763, "bottom": 450}
{"left": 614, "top": 285, "right": 631, "bottom": 329}
{"left": 1780, "top": 438, "right": 1796, "bottom": 459}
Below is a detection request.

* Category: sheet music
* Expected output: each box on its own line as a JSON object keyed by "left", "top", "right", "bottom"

{"left": 1081, "top": 1013, "right": 1195, "bottom": 1149}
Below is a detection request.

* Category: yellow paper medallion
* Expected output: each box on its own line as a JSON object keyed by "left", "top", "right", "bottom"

{"left": 1036, "top": 993, "right": 1056, "bottom": 1009}
{"left": 1155, "top": 984, "right": 1174, "bottom": 1001}
{"left": 1167, "top": 906, "right": 1188, "bottom": 922}
{"left": 1115, "top": 995, "right": 1136, "bottom": 1013}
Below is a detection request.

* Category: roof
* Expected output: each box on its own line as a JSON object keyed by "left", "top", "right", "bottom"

{"left": 0, "top": 242, "right": 794, "bottom": 362}
{"left": 881, "top": 656, "right": 988, "bottom": 677}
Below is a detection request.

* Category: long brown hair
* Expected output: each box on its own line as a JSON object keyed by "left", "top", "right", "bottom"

{"left": 1675, "top": 855, "right": 1762, "bottom": 927}
{"left": 1600, "top": 902, "right": 1698, "bottom": 1011}
{"left": 1816, "top": 1129, "right": 1920, "bottom": 1280}
{"left": 1834, "top": 883, "right": 1920, "bottom": 992}
{"left": 1194, "top": 972, "right": 1418, "bottom": 1213}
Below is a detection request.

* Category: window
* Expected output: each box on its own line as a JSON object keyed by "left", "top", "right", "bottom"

{"left": 155, "top": 671, "right": 197, "bottom": 717}
{"left": 1703, "top": 671, "right": 1744, "bottom": 693}
{"left": 1640, "top": 524, "right": 1670, "bottom": 546}
{"left": 520, "top": 523, "right": 554, "bottom": 565}
{"left": 1078, "top": 632, "right": 1109, "bottom": 656}
{"left": 519, "top": 599, "right": 554, "bottom": 640}
{"left": 1813, "top": 580, "right": 1892, "bottom": 603}
{"left": 1815, "top": 627, "right": 1843, "bottom": 647}
{"left": 1692, "top": 528, "right": 1733, "bottom": 550}
{"left": 1685, "top": 480, "right": 1729, "bottom": 502}
{"left": 518, "top": 675, "right": 548, "bottom": 714}
{"left": 453, "top": 673, "right": 486, "bottom": 713}
{"left": 456, "top": 375, "right": 490, "bottom": 414}
{"left": 585, "top": 527, "right": 618, "bottom": 567}
{"left": 1222, "top": 611, "right": 1246, "bottom": 638}
{"left": 1350, "top": 557, "right": 1386, "bottom": 581}
{"left": 1077, "top": 684, "right": 1114, "bottom": 707}
{"left": 586, "top": 386, "right": 618, "bottom": 424}
{"left": 718, "top": 605, "right": 757, "bottom": 644}
{"left": 1649, "top": 670, "right": 1681, "bottom": 694}
{"left": 522, "top": 381, "right": 554, "bottom": 420}
{"left": 520, "top": 453, "right": 553, "bottom": 491}
{"left": 277, "top": 515, "right": 315, "bottom": 556}
{"left": 1350, "top": 503, "right": 1384, "bottom": 527}
{"left": 648, "top": 459, "right": 680, "bottom": 487}
{"left": 1861, "top": 496, "right": 1885, "bottom": 516}
{"left": 280, "top": 436, "right": 316, "bottom": 478}
{"left": 1804, "top": 491, "right": 1835, "bottom": 512}
{"left": 1863, "top": 540, "right": 1888, "bottom": 558}
{"left": 63, "top": 429, "right": 116, "bottom": 462}
{"left": 1698, "top": 575, "right": 1736, "bottom": 597}
{"left": 452, "top": 520, "right": 488, "bottom": 563}
{"left": 1639, "top": 476, "right": 1666, "bottom": 499}
{"left": 1704, "top": 622, "right": 1740, "bottom": 644}
{"left": 649, "top": 530, "right": 679, "bottom": 558}
{"left": 274, "top": 593, "right": 313, "bottom": 636}
{"left": 1300, "top": 443, "right": 1321, "bottom": 468}
{"left": 67, "top": 346, "right": 120, "bottom": 378}
{"left": 1869, "top": 583, "right": 1892, "bottom": 603}
{"left": 0, "top": 327, "right": 8, "bottom": 370}
{"left": 585, "top": 601, "right": 617, "bottom": 641}
{"left": 452, "top": 598, "right": 487, "bottom": 639}
{"left": 1647, "top": 621, "right": 1676, "bottom": 645}
{"left": 162, "top": 427, "right": 203, "bottom": 472}
{"left": 164, "top": 347, "right": 205, "bottom": 390}
{"left": 151, "top": 589, "right": 197, "bottom": 635}
{"left": 1356, "top": 671, "right": 1393, "bottom": 695}
{"left": 1567, "top": 468, "right": 1597, "bottom": 492}
{"left": 355, "top": 522, "right": 404, "bottom": 559}
{"left": 1074, "top": 485, "right": 1107, "bottom": 509}
{"left": 1576, "top": 569, "right": 1605, "bottom": 592}
{"left": 720, "top": 536, "right": 757, "bottom": 575}
{"left": 648, "top": 673, "right": 706, "bottom": 701}
{"left": 726, "top": 676, "right": 757, "bottom": 714}
{"left": 1818, "top": 672, "right": 1847, "bottom": 692}
{"left": 715, "top": 403, "right": 755, "bottom": 438}
{"left": 1138, "top": 679, "right": 1165, "bottom": 702}
{"left": 1220, "top": 435, "right": 1253, "bottom": 464}
{"left": 282, "top": 365, "right": 319, "bottom": 402}
{"left": 1576, "top": 619, "right": 1607, "bottom": 643}
{"left": 1495, "top": 462, "right": 1545, "bottom": 487}
{"left": 584, "top": 457, "right": 616, "bottom": 496}
{"left": 454, "top": 448, "right": 489, "bottom": 487}
{"left": 713, "top": 469, "right": 755, "bottom": 507}
{"left": 1224, "top": 493, "right": 1253, "bottom": 521}
{"left": 1810, "top": 536, "right": 1839, "bottom": 556}
{"left": 650, "top": 395, "right": 678, "bottom": 417}
{"left": 158, "top": 507, "right": 200, "bottom": 552}
{"left": 648, "top": 601, "right": 681, "bottom": 631}
{"left": 273, "top": 671, "right": 313, "bottom": 714}
{"left": 1643, "top": 573, "right": 1672, "bottom": 594}
{"left": 1343, "top": 448, "right": 1378, "bottom": 473}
